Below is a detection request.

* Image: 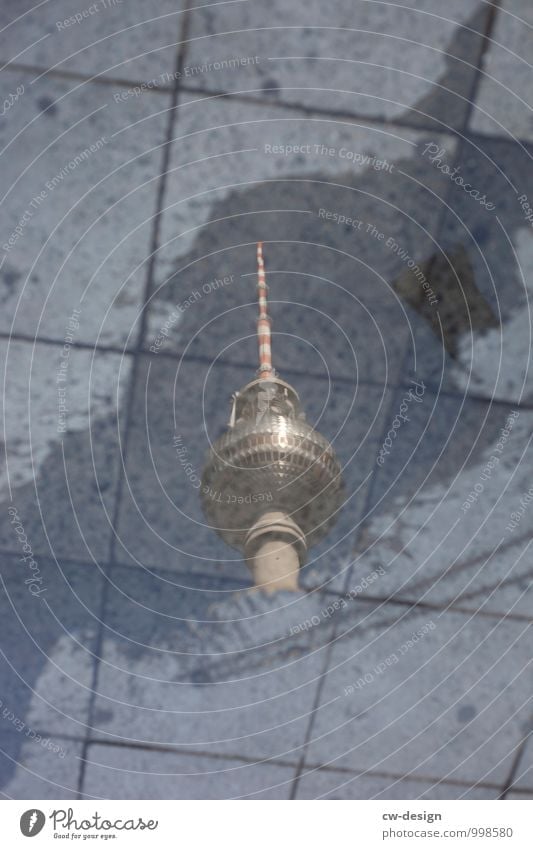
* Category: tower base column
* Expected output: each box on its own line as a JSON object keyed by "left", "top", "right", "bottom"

{"left": 244, "top": 511, "right": 306, "bottom": 593}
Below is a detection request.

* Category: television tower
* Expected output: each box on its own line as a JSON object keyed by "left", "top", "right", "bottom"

{"left": 201, "top": 243, "right": 344, "bottom": 591}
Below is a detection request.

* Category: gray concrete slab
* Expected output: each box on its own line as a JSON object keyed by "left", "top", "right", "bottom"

{"left": 347, "top": 384, "right": 533, "bottom": 617}
{"left": 82, "top": 743, "right": 295, "bottom": 799}
{"left": 295, "top": 765, "right": 501, "bottom": 799}
{"left": 89, "top": 562, "right": 359, "bottom": 761}
{"left": 182, "top": 0, "right": 487, "bottom": 129}
{"left": 0, "top": 552, "right": 103, "bottom": 743}
{"left": 145, "top": 93, "right": 456, "bottom": 387}
{"left": 305, "top": 603, "right": 532, "bottom": 786}
{"left": 470, "top": 1, "right": 533, "bottom": 141}
{"left": 0, "top": 340, "right": 132, "bottom": 561}
{"left": 0, "top": 0, "right": 185, "bottom": 85}
{"left": 0, "top": 68, "right": 169, "bottom": 347}
{"left": 113, "top": 353, "right": 393, "bottom": 591}
{"left": 0, "top": 730, "right": 82, "bottom": 798}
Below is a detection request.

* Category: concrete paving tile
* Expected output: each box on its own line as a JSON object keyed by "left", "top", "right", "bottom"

{"left": 0, "top": 730, "right": 82, "bottom": 798}
{"left": 0, "top": 0, "right": 185, "bottom": 84}
{"left": 295, "top": 766, "right": 500, "bottom": 799}
{"left": 0, "top": 552, "right": 103, "bottom": 741}
{"left": 182, "top": 0, "right": 486, "bottom": 128}
{"left": 305, "top": 603, "right": 532, "bottom": 786}
{"left": 90, "top": 562, "right": 365, "bottom": 760}
{"left": 348, "top": 385, "right": 533, "bottom": 616}
{"left": 0, "top": 340, "right": 132, "bottom": 561}
{"left": 82, "top": 743, "right": 295, "bottom": 798}
{"left": 403, "top": 138, "right": 533, "bottom": 405}
{"left": 146, "top": 93, "right": 456, "bottom": 387}
{"left": 0, "top": 69, "right": 169, "bottom": 347}
{"left": 470, "top": 1, "right": 533, "bottom": 141}
{"left": 113, "top": 353, "right": 393, "bottom": 590}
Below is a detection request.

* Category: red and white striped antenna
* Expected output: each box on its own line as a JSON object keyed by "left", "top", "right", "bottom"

{"left": 256, "top": 241, "right": 276, "bottom": 379}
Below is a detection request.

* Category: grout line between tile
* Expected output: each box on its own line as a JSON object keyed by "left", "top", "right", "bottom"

{"left": 286, "top": 51, "right": 506, "bottom": 787}
{"left": 462, "top": 0, "right": 502, "bottom": 134}
{"left": 4, "top": 51, "right": 533, "bottom": 151}
{"left": 107, "top": 4, "right": 193, "bottom": 566}
{"left": 1, "top": 547, "right": 532, "bottom": 624}
{"left": 3, "top": 331, "right": 533, "bottom": 410}
{"left": 75, "top": 565, "right": 110, "bottom": 798}
{"left": 499, "top": 729, "right": 532, "bottom": 799}
{"left": 75, "top": 3, "right": 195, "bottom": 799}
{"left": 81, "top": 735, "right": 511, "bottom": 795}
{"left": 288, "top": 368, "right": 418, "bottom": 796}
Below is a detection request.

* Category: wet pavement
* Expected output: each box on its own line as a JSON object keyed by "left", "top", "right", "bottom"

{"left": 0, "top": 0, "right": 532, "bottom": 799}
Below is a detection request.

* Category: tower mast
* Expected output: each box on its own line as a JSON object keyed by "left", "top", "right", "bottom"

{"left": 256, "top": 241, "right": 275, "bottom": 379}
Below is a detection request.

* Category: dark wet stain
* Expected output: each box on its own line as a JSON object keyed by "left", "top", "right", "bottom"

{"left": 93, "top": 478, "right": 111, "bottom": 492}
{"left": 393, "top": 245, "right": 499, "bottom": 356}
{"left": 457, "top": 704, "right": 477, "bottom": 722}
{"left": 471, "top": 223, "right": 490, "bottom": 246}
{"left": 93, "top": 707, "right": 114, "bottom": 724}
{"left": 115, "top": 289, "right": 138, "bottom": 307}
{"left": 260, "top": 78, "right": 280, "bottom": 96}
{"left": 36, "top": 96, "right": 57, "bottom": 116}
{"left": 1, "top": 266, "right": 21, "bottom": 301}
{"left": 409, "top": 5, "right": 490, "bottom": 129}
{"left": 189, "top": 667, "right": 211, "bottom": 685}
{"left": 521, "top": 716, "right": 533, "bottom": 734}
{"left": 200, "top": 7, "right": 216, "bottom": 34}
{"left": 154, "top": 155, "right": 432, "bottom": 333}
